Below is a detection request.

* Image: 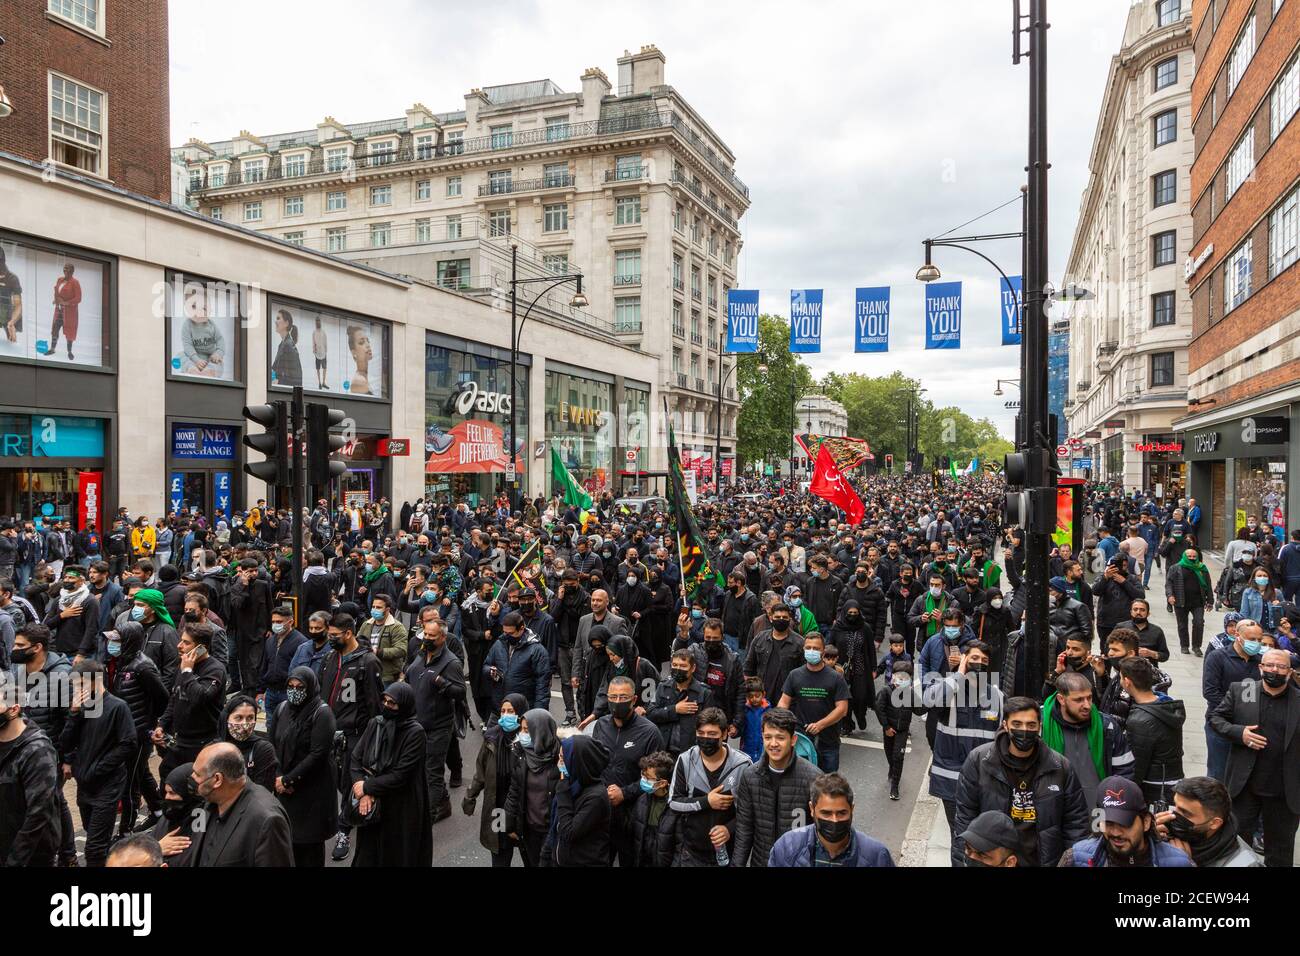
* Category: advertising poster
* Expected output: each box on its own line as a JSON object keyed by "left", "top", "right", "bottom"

{"left": 854, "top": 287, "right": 890, "bottom": 353}
{"left": 725, "top": 289, "right": 760, "bottom": 352}
{"left": 1001, "top": 275, "right": 1023, "bottom": 346}
{"left": 169, "top": 275, "right": 240, "bottom": 381}
{"left": 77, "top": 471, "right": 103, "bottom": 531}
{"left": 425, "top": 419, "right": 525, "bottom": 474}
{"left": 0, "top": 238, "right": 107, "bottom": 368}
{"left": 924, "top": 281, "right": 962, "bottom": 350}
{"left": 789, "top": 289, "right": 823, "bottom": 353}
{"left": 268, "top": 299, "right": 388, "bottom": 399}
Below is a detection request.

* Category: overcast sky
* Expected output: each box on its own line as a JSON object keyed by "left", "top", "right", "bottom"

{"left": 170, "top": 0, "right": 1136, "bottom": 440}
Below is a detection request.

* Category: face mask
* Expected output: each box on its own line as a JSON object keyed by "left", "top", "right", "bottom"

{"left": 497, "top": 713, "right": 519, "bottom": 733}
{"left": 964, "top": 854, "right": 995, "bottom": 868}
{"left": 10, "top": 647, "right": 35, "bottom": 664}
{"left": 691, "top": 608, "right": 704, "bottom": 620}
{"left": 130, "top": 605, "right": 146, "bottom": 622}
{"left": 856, "top": 572, "right": 867, "bottom": 582}
{"left": 271, "top": 622, "right": 286, "bottom": 635}
{"left": 771, "top": 619, "right": 791, "bottom": 634}
{"left": 287, "top": 687, "right": 308, "bottom": 706}
{"left": 626, "top": 575, "right": 637, "bottom": 587}
{"left": 704, "top": 641, "right": 724, "bottom": 660}
{"left": 892, "top": 674, "right": 911, "bottom": 688}
{"left": 846, "top": 613, "right": 861, "bottom": 625}
{"left": 990, "top": 599, "right": 1003, "bottom": 610}
{"left": 329, "top": 635, "right": 348, "bottom": 650}
{"left": 966, "top": 662, "right": 984, "bottom": 674}
{"left": 370, "top": 608, "right": 384, "bottom": 620}
{"left": 943, "top": 625, "right": 961, "bottom": 640}
{"left": 1165, "top": 813, "right": 1209, "bottom": 845}
{"left": 163, "top": 800, "right": 191, "bottom": 825}
{"left": 1008, "top": 728, "right": 1038, "bottom": 751}
{"left": 804, "top": 649, "right": 823, "bottom": 666}
{"left": 929, "top": 586, "right": 942, "bottom": 598}
{"left": 610, "top": 700, "right": 634, "bottom": 720}
{"left": 1242, "top": 640, "right": 1263, "bottom": 657}
{"left": 788, "top": 597, "right": 802, "bottom": 608}
{"left": 639, "top": 776, "right": 658, "bottom": 794}
{"left": 227, "top": 721, "right": 253, "bottom": 742}
{"left": 516, "top": 732, "right": 533, "bottom": 749}
{"left": 671, "top": 668, "right": 691, "bottom": 684}
{"left": 1263, "top": 671, "right": 1290, "bottom": 688}
{"left": 696, "top": 736, "right": 722, "bottom": 756}
{"left": 1256, "top": 577, "right": 1270, "bottom": 587}
{"left": 815, "top": 817, "right": 852, "bottom": 843}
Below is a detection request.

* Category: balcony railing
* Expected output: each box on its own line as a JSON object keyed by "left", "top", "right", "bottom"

{"left": 708, "top": 296, "right": 718, "bottom": 309}
{"left": 672, "top": 325, "right": 685, "bottom": 338}
{"left": 613, "top": 318, "right": 643, "bottom": 334}
{"left": 672, "top": 277, "right": 685, "bottom": 292}
{"left": 670, "top": 170, "right": 740, "bottom": 229}
{"left": 691, "top": 332, "right": 703, "bottom": 345}
{"left": 695, "top": 378, "right": 707, "bottom": 393}
{"left": 726, "top": 387, "right": 735, "bottom": 400}
{"left": 709, "top": 336, "right": 719, "bottom": 350}
{"left": 614, "top": 273, "right": 641, "bottom": 287}
{"left": 1098, "top": 341, "right": 1119, "bottom": 354}
{"left": 477, "top": 174, "right": 573, "bottom": 197}
{"left": 676, "top": 373, "right": 688, "bottom": 388}
{"left": 605, "top": 165, "right": 647, "bottom": 182}
{"left": 691, "top": 289, "right": 702, "bottom": 302}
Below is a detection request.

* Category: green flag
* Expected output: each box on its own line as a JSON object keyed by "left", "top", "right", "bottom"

{"left": 949, "top": 460, "right": 960, "bottom": 480}
{"left": 550, "top": 446, "right": 593, "bottom": 511}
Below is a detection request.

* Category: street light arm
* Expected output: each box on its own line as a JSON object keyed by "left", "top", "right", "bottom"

{"left": 514, "top": 274, "right": 584, "bottom": 350}
{"left": 928, "top": 241, "right": 1021, "bottom": 334}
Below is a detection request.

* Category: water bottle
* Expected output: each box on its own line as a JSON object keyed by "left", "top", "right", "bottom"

{"left": 715, "top": 844, "right": 730, "bottom": 867}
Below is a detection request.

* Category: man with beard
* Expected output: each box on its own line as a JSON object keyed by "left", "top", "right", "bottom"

{"left": 1060, "top": 776, "right": 1192, "bottom": 867}
{"left": 1154, "top": 776, "right": 1262, "bottom": 867}
{"left": 44, "top": 566, "right": 100, "bottom": 660}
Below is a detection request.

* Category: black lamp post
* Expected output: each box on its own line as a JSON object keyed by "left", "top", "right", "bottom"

{"left": 713, "top": 332, "right": 742, "bottom": 490}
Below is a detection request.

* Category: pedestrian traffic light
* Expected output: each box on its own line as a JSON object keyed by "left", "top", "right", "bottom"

{"left": 243, "top": 402, "right": 290, "bottom": 486}
{"left": 306, "top": 403, "right": 348, "bottom": 485}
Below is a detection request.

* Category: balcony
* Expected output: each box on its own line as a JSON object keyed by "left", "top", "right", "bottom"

{"left": 672, "top": 277, "right": 685, "bottom": 292}
{"left": 708, "top": 296, "right": 718, "bottom": 310}
{"left": 691, "top": 332, "right": 703, "bottom": 345}
{"left": 670, "top": 169, "right": 741, "bottom": 229}
{"left": 477, "top": 174, "right": 573, "bottom": 197}
{"left": 1076, "top": 379, "right": 1091, "bottom": 391}
{"left": 605, "top": 165, "right": 647, "bottom": 183}
{"left": 672, "top": 325, "right": 685, "bottom": 338}
{"left": 691, "top": 289, "right": 702, "bottom": 302}
{"left": 614, "top": 273, "right": 642, "bottom": 287}
{"left": 695, "top": 378, "right": 707, "bottom": 393}
{"left": 1098, "top": 341, "right": 1119, "bottom": 354}
{"left": 613, "top": 318, "right": 643, "bottom": 334}
{"left": 708, "top": 335, "right": 719, "bottom": 351}
{"left": 676, "top": 373, "right": 688, "bottom": 388}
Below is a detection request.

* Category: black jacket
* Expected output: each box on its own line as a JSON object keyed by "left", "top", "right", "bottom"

{"left": 646, "top": 677, "right": 709, "bottom": 755}
{"left": 685, "top": 641, "right": 746, "bottom": 731}
{"left": 1091, "top": 575, "right": 1144, "bottom": 630}
{"left": 744, "top": 630, "right": 806, "bottom": 706}
{"left": 139, "top": 620, "right": 181, "bottom": 691}
{"left": 271, "top": 669, "right": 338, "bottom": 845}
{"left": 592, "top": 713, "right": 665, "bottom": 809}
{"left": 1048, "top": 597, "right": 1093, "bottom": 646}
{"left": 160, "top": 652, "right": 227, "bottom": 747}
{"left": 320, "top": 646, "right": 384, "bottom": 738}
{"left": 193, "top": 780, "right": 294, "bottom": 867}
{"left": 407, "top": 645, "right": 466, "bottom": 732}
{"left": 839, "top": 579, "right": 887, "bottom": 641}
{"left": 721, "top": 588, "right": 761, "bottom": 646}
{"left": 0, "top": 723, "right": 62, "bottom": 866}
{"left": 630, "top": 794, "right": 677, "bottom": 867}
{"left": 555, "top": 784, "right": 611, "bottom": 867}
{"left": 804, "top": 573, "right": 843, "bottom": 626}
{"left": 1125, "top": 696, "right": 1186, "bottom": 804}
{"left": 1210, "top": 680, "right": 1300, "bottom": 814}
{"left": 300, "top": 568, "right": 338, "bottom": 620}
{"left": 730, "top": 754, "right": 821, "bottom": 867}
{"left": 43, "top": 592, "right": 102, "bottom": 658}
{"left": 107, "top": 622, "right": 169, "bottom": 738}
{"left": 60, "top": 692, "right": 137, "bottom": 800}
{"left": 259, "top": 628, "right": 308, "bottom": 695}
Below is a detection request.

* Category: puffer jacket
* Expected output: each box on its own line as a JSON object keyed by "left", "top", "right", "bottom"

{"left": 1048, "top": 597, "right": 1093, "bottom": 645}
{"left": 730, "top": 753, "right": 822, "bottom": 868}
{"left": 929, "top": 672, "right": 1003, "bottom": 802}
{"left": 12, "top": 651, "right": 72, "bottom": 756}
{"left": 482, "top": 630, "right": 551, "bottom": 712}
{"left": 106, "top": 621, "right": 169, "bottom": 738}
{"left": 0, "top": 723, "right": 62, "bottom": 866}
{"left": 629, "top": 793, "right": 678, "bottom": 867}
{"left": 1064, "top": 835, "right": 1193, "bottom": 867}
{"left": 837, "top": 579, "right": 887, "bottom": 641}
{"left": 1124, "top": 695, "right": 1186, "bottom": 805}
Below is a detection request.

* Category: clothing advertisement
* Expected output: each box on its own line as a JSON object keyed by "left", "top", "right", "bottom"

{"left": 0, "top": 238, "right": 106, "bottom": 368}
{"left": 268, "top": 298, "right": 388, "bottom": 399}
{"left": 168, "top": 275, "right": 240, "bottom": 381}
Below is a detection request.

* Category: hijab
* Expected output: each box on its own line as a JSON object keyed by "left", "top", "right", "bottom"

{"left": 560, "top": 735, "right": 610, "bottom": 797}
{"left": 162, "top": 761, "right": 201, "bottom": 831}
{"left": 273, "top": 666, "right": 322, "bottom": 771}
{"left": 520, "top": 707, "right": 559, "bottom": 773}
{"left": 362, "top": 681, "right": 418, "bottom": 775}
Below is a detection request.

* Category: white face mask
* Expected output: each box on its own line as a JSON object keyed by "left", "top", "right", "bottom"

{"left": 929, "top": 586, "right": 942, "bottom": 598}
{"left": 991, "top": 599, "right": 1003, "bottom": 610}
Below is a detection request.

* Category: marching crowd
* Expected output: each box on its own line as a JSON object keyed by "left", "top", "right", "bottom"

{"left": 2, "top": 474, "right": 1299, "bottom": 868}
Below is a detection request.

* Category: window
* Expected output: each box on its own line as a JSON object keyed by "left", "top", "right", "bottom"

{"left": 691, "top": 267, "right": 701, "bottom": 300}
{"left": 543, "top": 203, "right": 568, "bottom": 232}
{"left": 326, "top": 190, "right": 346, "bottom": 211}
{"left": 672, "top": 348, "right": 683, "bottom": 373}
{"left": 1150, "top": 352, "right": 1175, "bottom": 387}
{"left": 490, "top": 125, "right": 513, "bottom": 149}
{"left": 209, "top": 206, "right": 224, "bottom": 221}
{"left": 545, "top": 116, "right": 570, "bottom": 142}
{"left": 691, "top": 217, "right": 702, "bottom": 244}
{"left": 1226, "top": 132, "right": 1254, "bottom": 198}
{"left": 1154, "top": 56, "right": 1177, "bottom": 91}
{"left": 1153, "top": 108, "right": 1177, "bottom": 146}
{"left": 447, "top": 176, "right": 462, "bottom": 197}
{"left": 1273, "top": 52, "right": 1299, "bottom": 140}
{"left": 370, "top": 141, "right": 396, "bottom": 165}
{"left": 445, "top": 131, "right": 464, "bottom": 155}
{"left": 489, "top": 209, "right": 511, "bottom": 237}
{"left": 1227, "top": 15, "right": 1255, "bottom": 96}
{"left": 690, "top": 310, "right": 700, "bottom": 336}
{"left": 209, "top": 167, "right": 226, "bottom": 188}
{"left": 370, "top": 184, "right": 392, "bottom": 206}
{"left": 672, "top": 303, "right": 684, "bottom": 336}
{"left": 615, "top": 297, "right": 642, "bottom": 333}
{"left": 446, "top": 215, "right": 462, "bottom": 240}
{"left": 1271, "top": 184, "right": 1299, "bottom": 277}
{"left": 616, "top": 196, "right": 642, "bottom": 225}
{"left": 416, "top": 180, "right": 432, "bottom": 201}
{"left": 242, "top": 160, "right": 266, "bottom": 183}
{"left": 690, "top": 354, "right": 700, "bottom": 378}
{"left": 544, "top": 254, "right": 569, "bottom": 275}
{"left": 282, "top": 154, "right": 306, "bottom": 178}
{"left": 674, "top": 204, "right": 684, "bottom": 232}
{"left": 415, "top": 219, "right": 431, "bottom": 243}
{"left": 614, "top": 154, "right": 642, "bottom": 180}
{"left": 1152, "top": 291, "right": 1176, "bottom": 326}
{"left": 48, "top": 74, "right": 104, "bottom": 175}
{"left": 437, "top": 259, "right": 471, "bottom": 289}
{"left": 614, "top": 249, "right": 641, "bottom": 285}
{"left": 188, "top": 170, "right": 202, "bottom": 192}
{"left": 543, "top": 162, "right": 568, "bottom": 188}
{"left": 1223, "top": 239, "right": 1252, "bottom": 312}
{"left": 326, "top": 227, "right": 347, "bottom": 252}
{"left": 1156, "top": 0, "right": 1180, "bottom": 26}
{"left": 415, "top": 135, "right": 435, "bottom": 160}
{"left": 244, "top": 201, "right": 262, "bottom": 222}
{"left": 488, "top": 170, "right": 512, "bottom": 195}
{"left": 48, "top": 0, "right": 100, "bottom": 32}
{"left": 672, "top": 255, "right": 684, "bottom": 290}
{"left": 326, "top": 147, "right": 349, "bottom": 172}
{"left": 370, "top": 222, "right": 392, "bottom": 247}
{"left": 284, "top": 196, "right": 304, "bottom": 216}
{"left": 1152, "top": 230, "right": 1177, "bottom": 266}
{"left": 1152, "top": 169, "right": 1176, "bottom": 206}
{"left": 283, "top": 232, "right": 305, "bottom": 246}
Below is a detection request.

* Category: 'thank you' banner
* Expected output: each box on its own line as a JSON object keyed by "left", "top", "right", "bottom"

{"left": 854, "top": 287, "right": 890, "bottom": 353}
{"left": 924, "top": 281, "right": 962, "bottom": 350}
{"left": 789, "top": 289, "right": 823, "bottom": 353}
{"left": 1001, "top": 275, "right": 1023, "bottom": 346}
{"left": 725, "top": 289, "right": 760, "bottom": 352}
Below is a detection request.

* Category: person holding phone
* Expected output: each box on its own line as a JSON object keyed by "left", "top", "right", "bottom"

{"left": 665, "top": 706, "right": 751, "bottom": 866}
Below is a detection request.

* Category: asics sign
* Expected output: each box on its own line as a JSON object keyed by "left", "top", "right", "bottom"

{"left": 445, "top": 380, "right": 512, "bottom": 416}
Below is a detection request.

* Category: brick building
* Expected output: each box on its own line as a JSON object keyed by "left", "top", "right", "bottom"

{"left": 1177, "top": 0, "right": 1299, "bottom": 550}
{"left": 0, "top": 0, "right": 171, "bottom": 201}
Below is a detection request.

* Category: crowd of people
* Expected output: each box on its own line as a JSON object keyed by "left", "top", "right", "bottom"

{"left": 1, "top": 473, "right": 1298, "bottom": 868}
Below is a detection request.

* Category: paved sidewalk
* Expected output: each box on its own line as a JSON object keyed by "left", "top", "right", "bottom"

{"left": 906, "top": 553, "right": 1225, "bottom": 867}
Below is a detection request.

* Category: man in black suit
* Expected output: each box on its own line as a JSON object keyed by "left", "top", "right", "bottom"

{"left": 1209, "top": 648, "right": 1300, "bottom": 867}
{"left": 191, "top": 742, "right": 293, "bottom": 867}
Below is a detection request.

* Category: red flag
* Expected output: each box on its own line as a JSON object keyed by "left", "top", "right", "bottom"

{"left": 809, "top": 443, "right": 865, "bottom": 526}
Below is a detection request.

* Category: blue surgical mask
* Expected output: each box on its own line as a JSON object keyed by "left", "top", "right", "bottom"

{"left": 691, "top": 608, "right": 703, "bottom": 619}
{"left": 497, "top": 713, "right": 519, "bottom": 733}
{"left": 106, "top": 640, "right": 121, "bottom": 657}
{"left": 423, "top": 590, "right": 438, "bottom": 603}
{"left": 517, "top": 732, "right": 532, "bottom": 749}
{"left": 1243, "top": 639, "right": 1263, "bottom": 657}
{"left": 789, "top": 597, "right": 802, "bottom": 608}
{"left": 804, "top": 649, "right": 822, "bottom": 666}
{"left": 639, "top": 776, "right": 657, "bottom": 794}
{"left": 371, "top": 608, "right": 384, "bottom": 620}
{"left": 130, "top": 605, "right": 145, "bottom": 622}
{"left": 271, "top": 622, "right": 286, "bottom": 634}
{"left": 1255, "top": 577, "right": 1270, "bottom": 587}
{"left": 944, "top": 625, "right": 961, "bottom": 640}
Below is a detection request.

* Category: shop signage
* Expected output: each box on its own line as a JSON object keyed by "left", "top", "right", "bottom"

{"left": 377, "top": 438, "right": 410, "bottom": 457}
{"left": 169, "top": 473, "right": 184, "bottom": 515}
{"left": 214, "top": 472, "right": 232, "bottom": 521}
{"left": 1134, "top": 441, "right": 1182, "bottom": 454}
{"left": 425, "top": 419, "right": 524, "bottom": 475}
{"left": 446, "top": 380, "right": 512, "bottom": 417}
{"left": 172, "top": 424, "right": 235, "bottom": 459}
{"left": 78, "top": 471, "right": 102, "bottom": 531}
{"left": 1269, "top": 462, "right": 1287, "bottom": 474}
{"left": 1242, "top": 416, "right": 1289, "bottom": 444}
{"left": 1184, "top": 243, "right": 1213, "bottom": 282}
{"left": 0, "top": 416, "right": 105, "bottom": 458}
{"left": 1072, "top": 458, "right": 1093, "bottom": 470}
{"left": 1084, "top": 430, "right": 1102, "bottom": 439}
{"left": 1192, "top": 431, "right": 1219, "bottom": 453}
{"left": 558, "top": 401, "right": 607, "bottom": 429}
{"left": 1103, "top": 418, "right": 1126, "bottom": 428}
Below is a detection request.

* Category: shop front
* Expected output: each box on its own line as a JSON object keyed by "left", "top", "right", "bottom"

{"left": 0, "top": 414, "right": 108, "bottom": 528}
{"left": 1180, "top": 412, "right": 1291, "bottom": 551}
{"left": 424, "top": 334, "right": 528, "bottom": 506}
{"left": 1137, "top": 435, "right": 1185, "bottom": 503}
{"left": 168, "top": 421, "right": 239, "bottom": 521}
{"left": 545, "top": 364, "right": 615, "bottom": 496}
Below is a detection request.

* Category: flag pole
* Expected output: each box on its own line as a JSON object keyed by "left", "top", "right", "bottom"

{"left": 664, "top": 396, "right": 689, "bottom": 603}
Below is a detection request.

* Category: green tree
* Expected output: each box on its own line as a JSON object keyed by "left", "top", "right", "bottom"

{"left": 736, "top": 314, "right": 814, "bottom": 468}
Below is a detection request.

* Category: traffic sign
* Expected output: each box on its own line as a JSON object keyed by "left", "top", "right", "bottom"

{"left": 1072, "top": 458, "right": 1093, "bottom": 470}
{"left": 1056, "top": 445, "right": 1068, "bottom": 458}
{"left": 626, "top": 449, "right": 638, "bottom": 463}
{"left": 505, "top": 465, "right": 516, "bottom": 482}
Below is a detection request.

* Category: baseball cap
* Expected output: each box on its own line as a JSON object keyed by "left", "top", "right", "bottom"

{"left": 959, "top": 811, "right": 1021, "bottom": 855}
{"left": 1048, "top": 576, "right": 1070, "bottom": 593}
{"left": 1097, "top": 776, "right": 1146, "bottom": 825}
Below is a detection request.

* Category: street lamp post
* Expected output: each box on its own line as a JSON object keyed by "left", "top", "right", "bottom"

{"left": 713, "top": 331, "right": 742, "bottom": 490}
{"left": 508, "top": 244, "right": 587, "bottom": 510}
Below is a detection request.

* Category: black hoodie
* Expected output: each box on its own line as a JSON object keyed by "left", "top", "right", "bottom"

{"left": 0, "top": 722, "right": 62, "bottom": 865}
{"left": 60, "top": 682, "right": 137, "bottom": 799}
{"left": 106, "top": 620, "right": 169, "bottom": 737}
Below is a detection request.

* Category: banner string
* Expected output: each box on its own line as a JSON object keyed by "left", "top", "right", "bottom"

{"left": 933, "top": 194, "right": 1023, "bottom": 240}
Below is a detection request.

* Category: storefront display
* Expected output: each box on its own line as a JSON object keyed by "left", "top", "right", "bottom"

{"left": 167, "top": 422, "right": 239, "bottom": 517}
{"left": 167, "top": 272, "right": 244, "bottom": 382}
{"left": 267, "top": 296, "right": 389, "bottom": 399}
{"left": 0, "top": 414, "right": 107, "bottom": 522}
{"left": 1137, "top": 434, "right": 1185, "bottom": 503}
{"left": 1235, "top": 457, "right": 1287, "bottom": 543}
{"left": 0, "top": 233, "right": 111, "bottom": 369}
{"left": 546, "top": 367, "right": 614, "bottom": 494}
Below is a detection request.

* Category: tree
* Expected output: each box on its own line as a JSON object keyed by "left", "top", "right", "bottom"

{"left": 736, "top": 314, "right": 814, "bottom": 469}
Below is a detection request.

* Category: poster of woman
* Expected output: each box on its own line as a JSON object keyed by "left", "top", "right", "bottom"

{"left": 270, "top": 307, "right": 304, "bottom": 387}
{"left": 0, "top": 239, "right": 105, "bottom": 368}
{"left": 266, "top": 299, "right": 386, "bottom": 398}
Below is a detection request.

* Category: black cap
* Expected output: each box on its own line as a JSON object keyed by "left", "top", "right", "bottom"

{"left": 959, "top": 811, "right": 1021, "bottom": 855}
{"left": 1097, "top": 776, "right": 1146, "bottom": 825}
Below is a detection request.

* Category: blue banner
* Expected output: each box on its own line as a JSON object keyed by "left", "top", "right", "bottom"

{"left": 172, "top": 424, "right": 236, "bottom": 459}
{"left": 214, "top": 471, "right": 232, "bottom": 522}
{"left": 169, "top": 473, "right": 184, "bottom": 515}
{"left": 924, "top": 281, "right": 962, "bottom": 350}
{"left": 789, "top": 289, "right": 823, "bottom": 353}
{"left": 725, "top": 289, "right": 760, "bottom": 353}
{"left": 854, "top": 287, "right": 890, "bottom": 353}
{"left": 1001, "top": 275, "right": 1023, "bottom": 346}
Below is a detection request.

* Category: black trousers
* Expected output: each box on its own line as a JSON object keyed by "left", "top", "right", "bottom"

{"left": 335, "top": 731, "right": 363, "bottom": 833}
{"left": 119, "top": 739, "right": 156, "bottom": 833}
{"left": 293, "top": 841, "right": 325, "bottom": 867}
{"left": 1174, "top": 605, "right": 1205, "bottom": 651}
{"left": 423, "top": 726, "right": 453, "bottom": 819}
{"left": 882, "top": 728, "right": 907, "bottom": 782}
{"left": 78, "top": 795, "right": 119, "bottom": 866}
{"left": 1234, "top": 786, "right": 1299, "bottom": 868}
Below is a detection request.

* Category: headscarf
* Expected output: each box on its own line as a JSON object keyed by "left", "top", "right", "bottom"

{"left": 520, "top": 707, "right": 559, "bottom": 773}
{"left": 605, "top": 634, "right": 640, "bottom": 679}
{"left": 132, "top": 588, "right": 175, "bottom": 627}
{"left": 362, "top": 681, "right": 417, "bottom": 775}
{"left": 273, "top": 666, "right": 322, "bottom": 771}
{"left": 488, "top": 693, "right": 529, "bottom": 747}
{"left": 560, "top": 735, "right": 610, "bottom": 797}
{"left": 1177, "top": 551, "right": 1212, "bottom": 597}
{"left": 161, "top": 761, "right": 202, "bottom": 833}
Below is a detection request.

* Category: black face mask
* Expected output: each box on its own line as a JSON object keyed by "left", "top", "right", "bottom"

{"left": 856, "top": 572, "right": 867, "bottom": 582}
{"left": 846, "top": 614, "right": 861, "bottom": 625}
{"left": 704, "top": 641, "right": 724, "bottom": 660}
{"left": 1165, "top": 814, "right": 1211, "bottom": 845}
{"left": 1263, "top": 671, "right": 1290, "bottom": 688}
{"left": 671, "top": 668, "right": 691, "bottom": 684}
{"left": 964, "top": 853, "right": 996, "bottom": 868}
{"left": 966, "top": 663, "right": 984, "bottom": 674}
{"left": 771, "top": 619, "right": 791, "bottom": 634}
{"left": 815, "top": 817, "right": 852, "bottom": 843}
{"left": 1008, "top": 728, "right": 1038, "bottom": 751}
{"left": 696, "top": 736, "right": 721, "bottom": 756}
{"left": 309, "top": 631, "right": 327, "bottom": 645}
{"left": 10, "top": 647, "right": 35, "bottom": 664}
{"left": 610, "top": 700, "right": 634, "bottom": 720}
{"left": 329, "top": 635, "right": 348, "bottom": 650}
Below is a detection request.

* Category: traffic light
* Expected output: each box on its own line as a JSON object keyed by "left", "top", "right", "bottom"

{"left": 242, "top": 402, "right": 290, "bottom": 486}
{"left": 306, "top": 403, "right": 349, "bottom": 485}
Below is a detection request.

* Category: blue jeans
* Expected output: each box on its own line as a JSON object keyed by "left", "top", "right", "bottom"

{"left": 1142, "top": 559, "right": 1153, "bottom": 588}
{"left": 15, "top": 562, "right": 33, "bottom": 589}
{"left": 264, "top": 690, "right": 287, "bottom": 735}
{"left": 1205, "top": 720, "right": 1231, "bottom": 782}
{"left": 816, "top": 743, "right": 840, "bottom": 773}
{"left": 723, "top": 634, "right": 740, "bottom": 653}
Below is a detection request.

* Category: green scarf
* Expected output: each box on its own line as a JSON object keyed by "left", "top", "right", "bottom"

{"left": 364, "top": 564, "right": 391, "bottom": 584}
{"left": 1177, "top": 552, "right": 1212, "bottom": 597}
{"left": 1041, "top": 693, "right": 1104, "bottom": 780}
{"left": 923, "top": 591, "right": 947, "bottom": 638}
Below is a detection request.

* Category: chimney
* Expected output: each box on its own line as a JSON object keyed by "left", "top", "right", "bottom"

{"left": 580, "top": 68, "right": 610, "bottom": 123}
{"left": 464, "top": 88, "right": 490, "bottom": 132}
{"left": 316, "top": 116, "right": 349, "bottom": 143}
{"left": 405, "top": 102, "right": 435, "bottom": 130}
{"left": 616, "top": 45, "right": 666, "bottom": 96}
